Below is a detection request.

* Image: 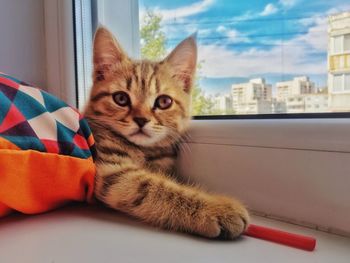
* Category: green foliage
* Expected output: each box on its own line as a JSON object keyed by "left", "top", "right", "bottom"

{"left": 191, "top": 62, "right": 215, "bottom": 116}
{"left": 140, "top": 10, "right": 166, "bottom": 60}
{"left": 191, "top": 86, "right": 214, "bottom": 115}
{"left": 199, "top": 104, "right": 236, "bottom": 115}
{"left": 140, "top": 10, "right": 216, "bottom": 116}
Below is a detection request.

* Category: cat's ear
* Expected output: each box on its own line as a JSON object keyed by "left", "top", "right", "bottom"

{"left": 93, "top": 27, "right": 130, "bottom": 82}
{"left": 164, "top": 34, "right": 197, "bottom": 93}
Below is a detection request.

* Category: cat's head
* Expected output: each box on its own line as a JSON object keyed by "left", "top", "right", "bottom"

{"left": 85, "top": 27, "right": 197, "bottom": 147}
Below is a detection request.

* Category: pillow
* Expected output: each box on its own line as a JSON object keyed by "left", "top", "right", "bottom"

{"left": 0, "top": 73, "right": 96, "bottom": 217}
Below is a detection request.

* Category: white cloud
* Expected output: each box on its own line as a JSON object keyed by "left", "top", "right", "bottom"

{"left": 215, "top": 25, "right": 250, "bottom": 43}
{"left": 198, "top": 16, "right": 329, "bottom": 78}
{"left": 199, "top": 41, "right": 326, "bottom": 78}
{"left": 216, "top": 25, "right": 226, "bottom": 33}
{"left": 151, "top": 0, "right": 215, "bottom": 22}
{"left": 198, "top": 28, "right": 213, "bottom": 37}
{"left": 230, "top": 11, "right": 255, "bottom": 22}
{"left": 326, "top": 4, "right": 350, "bottom": 15}
{"left": 296, "top": 17, "right": 327, "bottom": 51}
{"left": 162, "top": 23, "right": 198, "bottom": 43}
{"left": 278, "top": 0, "right": 298, "bottom": 8}
{"left": 260, "top": 3, "right": 278, "bottom": 16}
{"left": 196, "top": 3, "right": 350, "bottom": 78}
{"left": 226, "top": 29, "right": 239, "bottom": 39}
{"left": 230, "top": 3, "right": 279, "bottom": 21}
{"left": 294, "top": 4, "right": 350, "bottom": 51}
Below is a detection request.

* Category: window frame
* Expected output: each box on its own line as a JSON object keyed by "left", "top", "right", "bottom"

{"left": 345, "top": 34, "right": 350, "bottom": 52}
{"left": 193, "top": 112, "right": 350, "bottom": 120}
{"left": 331, "top": 34, "right": 350, "bottom": 55}
{"left": 73, "top": 0, "right": 140, "bottom": 110}
{"left": 44, "top": 0, "right": 77, "bottom": 107}
{"left": 332, "top": 35, "right": 343, "bottom": 55}
{"left": 331, "top": 73, "right": 350, "bottom": 94}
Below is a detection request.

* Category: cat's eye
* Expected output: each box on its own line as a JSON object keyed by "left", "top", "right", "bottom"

{"left": 113, "top": 91, "right": 130, "bottom": 107}
{"left": 154, "top": 95, "right": 173, "bottom": 110}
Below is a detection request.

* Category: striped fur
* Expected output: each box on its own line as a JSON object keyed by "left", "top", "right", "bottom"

{"left": 84, "top": 27, "right": 249, "bottom": 239}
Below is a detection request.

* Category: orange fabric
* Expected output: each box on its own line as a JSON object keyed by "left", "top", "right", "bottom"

{"left": 0, "top": 139, "right": 96, "bottom": 217}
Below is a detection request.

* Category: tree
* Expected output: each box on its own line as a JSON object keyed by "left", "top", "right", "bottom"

{"left": 140, "top": 10, "right": 166, "bottom": 60}
{"left": 140, "top": 10, "right": 214, "bottom": 116}
{"left": 191, "top": 62, "right": 215, "bottom": 115}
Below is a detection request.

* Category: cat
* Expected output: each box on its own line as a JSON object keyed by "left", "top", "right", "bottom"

{"left": 84, "top": 27, "right": 249, "bottom": 239}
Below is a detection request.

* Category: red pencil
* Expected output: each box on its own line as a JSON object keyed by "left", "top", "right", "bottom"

{"left": 244, "top": 224, "right": 316, "bottom": 251}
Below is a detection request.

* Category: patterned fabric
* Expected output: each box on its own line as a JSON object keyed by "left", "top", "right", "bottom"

{"left": 0, "top": 72, "right": 96, "bottom": 159}
{"left": 0, "top": 73, "right": 96, "bottom": 217}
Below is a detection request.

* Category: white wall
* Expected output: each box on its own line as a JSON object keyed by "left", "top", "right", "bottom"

{"left": 0, "top": 0, "right": 47, "bottom": 88}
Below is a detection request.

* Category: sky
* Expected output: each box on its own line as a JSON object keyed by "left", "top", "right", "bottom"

{"left": 139, "top": 0, "right": 350, "bottom": 95}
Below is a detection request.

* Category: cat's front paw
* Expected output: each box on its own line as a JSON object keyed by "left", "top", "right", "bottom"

{"left": 196, "top": 196, "right": 250, "bottom": 240}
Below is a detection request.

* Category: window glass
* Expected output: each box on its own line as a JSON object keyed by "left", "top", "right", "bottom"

{"left": 137, "top": 1, "right": 350, "bottom": 115}
{"left": 345, "top": 73, "right": 350, "bottom": 91}
{"left": 333, "top": 36, "right": 342, "bottom": 54}
{"left": 333, "top": 75, "right": 342, "bottom": 92}
{"left": 344, "top": 34, "right": 350, "bottom": 52}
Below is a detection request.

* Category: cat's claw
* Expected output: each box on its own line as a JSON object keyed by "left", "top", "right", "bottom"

{"left": 196, "top": 196, "right": 250, "bottom": 240}
{"left": 217, "top": 213, "right": 248, "bottom": 240}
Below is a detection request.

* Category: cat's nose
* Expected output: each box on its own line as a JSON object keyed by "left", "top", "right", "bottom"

{"left": 133, "top": 117, "right": 150, "bottom": 128}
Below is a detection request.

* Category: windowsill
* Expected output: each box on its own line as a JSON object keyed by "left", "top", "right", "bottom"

{"left": 185, "top": 118, "right": 350, "bottom": 152}
{"left": 178, "top": 118, "right": 350, "bottom": 235}
{"left": 1, "top": 204, "right": 349, "bottom": 262}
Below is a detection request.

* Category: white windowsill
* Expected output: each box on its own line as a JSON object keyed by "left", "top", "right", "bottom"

{"left": 1, "top": 205, "right": 349, "bottom": 263}
{"left": 185, "top": 118, "right": 350, "bottom": 153}
{"left": 178, "top": 118, "right": 350, "bottom": 236}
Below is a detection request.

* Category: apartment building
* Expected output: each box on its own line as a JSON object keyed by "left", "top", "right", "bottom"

{"left": 328, "top": 12, "right": 350, "bottom": 111}
{"left": 231, "top": 78, "right": 272, "bottom": 114}
{"left": 275, "top": 76, "right": 318, "bottom": 113}
{"left": 304, "top": 93, "right": 329, "bottom": 113}
{"left": 213, "top": 94, "right": 233, "bottom": 114}
{"left": 276, "top": 76, "right": 316, "bottom": 101}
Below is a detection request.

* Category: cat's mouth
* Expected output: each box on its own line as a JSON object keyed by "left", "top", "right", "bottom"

{"left": 127, "top": 127, "right": 166, "bottom": 146}
{"left": 129, "top": 129, "right": 151, "bottom": 138}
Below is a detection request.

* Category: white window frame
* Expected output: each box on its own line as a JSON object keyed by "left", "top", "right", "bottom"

{"left": 74, "top": 0, "right": 140, "bottom": 110}
{"left": 331, "top": 34, "right": 350, "bottom": 55}
{"left": 331, "top": 73, "right": 350, "bottom": 93}
{"left": 331, "top": 35, "right": 343, "bottom": 54}
{"left": 345, "top": 73, "right": 350, "bottom": 90}
{"left": 44, "top": 0, "right": 77, "bottom": 107}
{"left": 74, "top": 0, "right": 94, "bottom": 110}
{"left": 45, "top": 0, "right": 350, "bottom": 237}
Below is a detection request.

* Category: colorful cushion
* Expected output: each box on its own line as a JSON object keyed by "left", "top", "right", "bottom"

{"left": 0, "top": 73, "right": 96, "bottom": 217}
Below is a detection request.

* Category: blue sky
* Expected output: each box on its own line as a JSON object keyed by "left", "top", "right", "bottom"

{"left": 139, "top": 0, "right": 350, "bottom": 95}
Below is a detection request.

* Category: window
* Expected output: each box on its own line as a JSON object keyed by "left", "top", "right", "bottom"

{"left": 344, "top": 34, "right": 350, "bottom": 52}
{"left": 138, "top": 1, "right": 350, "bottom": 116}
{"left": 73, "top": 0, "right": 350, "bottom": 117}
{"left": 331, "top": 34, "right": 350, "bottom": 53}
{"left": 333, "top": 73, "right": 350, "bottom": 92}
{"left": 333, "top": 74, "right": 342, "bottom": 92}
{"left": 345, "top": 73, "right": 350, "bottom": 91}
{"left": 333, "top": 36, "right": 342, "bottom": 54}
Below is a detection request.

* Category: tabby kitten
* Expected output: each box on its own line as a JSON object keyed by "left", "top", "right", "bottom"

{"left": 84, "top": 27, "right": 249, "bottom": 239}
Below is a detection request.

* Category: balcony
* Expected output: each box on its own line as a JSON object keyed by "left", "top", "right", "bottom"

{"left": 329, "top": 53, "right": 350, "bottom": 72}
